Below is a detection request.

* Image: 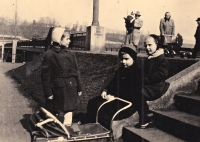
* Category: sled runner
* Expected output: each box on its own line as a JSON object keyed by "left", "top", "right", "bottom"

{"left": 29, "top": 97, "right": 132, "bottom": 142}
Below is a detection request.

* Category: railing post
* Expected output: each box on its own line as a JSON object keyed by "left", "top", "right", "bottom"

{"left": 23, "top": 51, "right": 25, "bottom": 63}
{"left": 12, "top": 40, "right": 18, "bottom": 63}
{"left": 196, "top": 80, "right": 200, "bottom": 93}
{"left": 0, "top": 43, "right": 5, "bottom": 62}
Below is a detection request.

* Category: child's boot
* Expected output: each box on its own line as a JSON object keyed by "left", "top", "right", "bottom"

{"left": 58, "top": 110, "right": 64, "bottom": 123}
{"left": 135, "top": 113, "right": 154, "bottom": 129}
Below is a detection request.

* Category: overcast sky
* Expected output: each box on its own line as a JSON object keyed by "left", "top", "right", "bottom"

{"left": 1, "top": 0, "right": 200, "bottom": 43}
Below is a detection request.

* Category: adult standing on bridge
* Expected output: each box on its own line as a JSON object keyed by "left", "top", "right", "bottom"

{"left": 124, "top": 12, "right": 134, "bottom": 45}
{"left": 192, "top": 18, "right": 200, "bottom": 58}
{"left": 159, "top": 12, "right": 175, "bottom": 43}
{"left": 124, "top": 11, "right": 143, "bottom": 49}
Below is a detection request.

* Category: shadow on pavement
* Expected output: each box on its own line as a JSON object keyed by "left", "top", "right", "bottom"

{"left": 20, "top": 114, "right": 32, "bottom": 133}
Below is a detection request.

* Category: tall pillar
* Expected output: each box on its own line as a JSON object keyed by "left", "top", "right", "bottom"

{"left": 0, "top": 43, "right": 5, "bottom": 62}
{"left": 92, "top": 0, "right": 99, "bottom": 26}
{"left": 85, "top": 26, "right": 106, "bottom": 52}
{"left": 85, "top": 0, "right": 105, "bottom": 52}
{"left": 0, "top": 32, "right": 5, "bottom": 62}
{"left": 12, "top": 40, "right": 18, "bottom": 63}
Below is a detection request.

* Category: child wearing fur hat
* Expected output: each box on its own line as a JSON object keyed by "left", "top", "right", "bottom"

{"left": 135, "top": 34, "right": 170, "bottom": 128}
{"left": 86, "top": 44, "right": 141, "bottom": 123}
{"left": 41, "top": 27, "right": 82, "bottom": 126}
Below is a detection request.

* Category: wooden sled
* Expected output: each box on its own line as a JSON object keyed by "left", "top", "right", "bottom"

{"left": 29, "top": 97, "right": 132, "bottom": 142}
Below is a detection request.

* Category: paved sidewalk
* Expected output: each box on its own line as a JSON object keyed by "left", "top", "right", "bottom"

{"left": 0, "top": 62, "right": 38, "bottom": 142}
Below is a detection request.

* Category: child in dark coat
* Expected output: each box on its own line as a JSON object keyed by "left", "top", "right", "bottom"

{"left": 135, "top": 34, "right": 170, "bottom": 128}
{"left": 41, "top": 27, "right": 82, "bottom": 126}
{"left": 87, "top": 44, "right": 141, "bottom": 123}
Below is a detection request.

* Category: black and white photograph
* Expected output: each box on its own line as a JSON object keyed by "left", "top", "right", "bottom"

{"left": 0, "top": 0, "right": 200, "bottom": 141}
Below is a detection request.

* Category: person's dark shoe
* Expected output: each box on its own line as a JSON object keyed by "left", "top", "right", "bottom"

{"left": 134, "top": 121, "right": 154, "bottom": 129}
{"left": 73, "top": 112, "right": 88, "bottom": 124}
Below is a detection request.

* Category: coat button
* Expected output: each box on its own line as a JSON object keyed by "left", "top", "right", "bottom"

{"left": 60, "top": 70, "right": 63, "bottom": 73}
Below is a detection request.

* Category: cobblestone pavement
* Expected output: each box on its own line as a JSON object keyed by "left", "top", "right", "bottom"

{"left": 0, "top": 62, "right": 37, "bottom": 142}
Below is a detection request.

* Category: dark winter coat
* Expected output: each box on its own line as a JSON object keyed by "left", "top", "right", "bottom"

{"left": 86, "top": 63, "right": 142, "bottom": 122}
{"left": 124, "top": 15, "right": 134, "bottom": 33}
{"left": 192, "top": 25, "right": 200, "bottom": 58}
{"left": 105, "top": 63, "right": 141, "bottom": 103}
{"left": 142, "top": 49, "right": 170, "bottom": 101}
{"left": 41, "top": 45, "right": 82, "bottom": 112}
{"left": 195, "top": 25, "right": 200, "bottom": 44}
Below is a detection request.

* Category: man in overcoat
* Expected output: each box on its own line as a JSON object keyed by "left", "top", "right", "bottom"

{"left": 159, "top": 12, "right": 175, "bottom": 43}
{"left": 192, "top": 18, "right": 200, "bottom": 58}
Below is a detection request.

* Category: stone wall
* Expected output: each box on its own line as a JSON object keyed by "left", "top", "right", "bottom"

{"left": 6, "top": 51, "right": 197, "bottom": 112}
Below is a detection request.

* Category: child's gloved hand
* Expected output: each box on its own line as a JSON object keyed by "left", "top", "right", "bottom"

{"left": 78, "top": 91, "right": 82, "bottom": 96}
{"left": 105, "top": 95, "right": 115, "bottom": 101}
{"left": 47, "top": 95, "right": 53, "bottom": 100}
{"left": 101, "top": 91, "right": 107, "bottom": 99}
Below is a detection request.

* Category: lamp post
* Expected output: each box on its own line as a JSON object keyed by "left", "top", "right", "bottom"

{"left": 14, "top": 0, "right": 18, "bottom": 39}
{"left": 23, "top": 51, "right": 25, "bottom": 63}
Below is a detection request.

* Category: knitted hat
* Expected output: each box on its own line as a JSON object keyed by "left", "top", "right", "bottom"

{"left": 118, "top": 44, "right": 137, "bottom": 60}
{"left": 51, "top": 27, "right": 66, "bottom": 43}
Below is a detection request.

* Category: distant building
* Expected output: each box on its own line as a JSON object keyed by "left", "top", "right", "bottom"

{"left": 0, "top": 35, "right": 29, "bottom": 46}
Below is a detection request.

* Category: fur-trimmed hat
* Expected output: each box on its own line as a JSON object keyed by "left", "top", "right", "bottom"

{"left": 51, "top": 27, "right": 66, "bottom": 43}
{"left": 118, "top": 44, "right": 137, "bottom": 60}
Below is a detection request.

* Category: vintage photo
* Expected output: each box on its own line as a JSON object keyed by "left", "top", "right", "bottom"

{"left": 0, "top": 0, "right": 200, "bottom": 141}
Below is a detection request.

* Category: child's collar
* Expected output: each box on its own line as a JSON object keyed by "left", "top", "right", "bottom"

{"left": 147, "top": 48, "right": 164, "bottom": 59}
{"left": 52, "top": 45, "right": 69, "bottom": 52}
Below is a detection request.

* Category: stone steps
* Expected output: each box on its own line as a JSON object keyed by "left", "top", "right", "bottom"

{"left": 122, "top": 108, "right": 200, "bottom": 142}
{"left": 174, "top": 94, "right": 200, "bottom": 116}
{"left": 120, "top": 61, "right": 200, "bottom": 141}
{"left": 122, "top": 94, "right": 200, "bottom": 142}
{"left": 152, "top": 108, "right": 200, "bottom": 142}
{"left": 122, "top": 123, "right": 184, "bottom": 142}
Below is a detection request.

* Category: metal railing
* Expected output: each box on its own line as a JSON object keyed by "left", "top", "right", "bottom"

{"left": 69, "top": 32, "right": 86, "bottom": 50}
{"left": 4, "top": 32, "right": 87, "bottom": 50}
{"left": 4, "top": 40, "right": 45, "bottom": 48}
